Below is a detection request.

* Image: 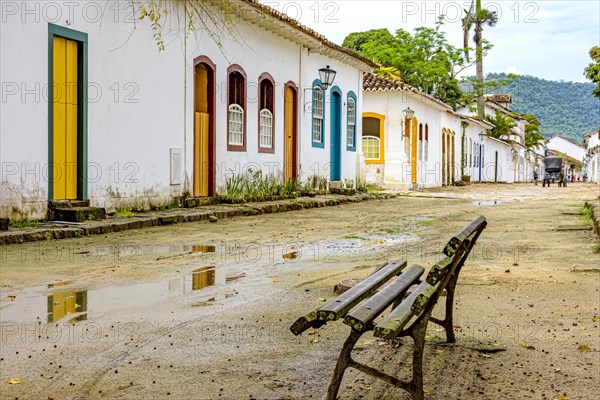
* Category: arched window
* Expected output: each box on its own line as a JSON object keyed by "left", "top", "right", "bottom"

{"left": 362, "top": 113, "right": 385, "bottom": 163}
{"left": 258, "top": 73, "right": 274, "bottom": 152}
{"left": 312, "top": 80, "right": 325, "bottom": 147}
{"left": 424, "top": 124, "right": 429, "bottom": 162}
{"left": 346, "top": 92, "right": 357, "bottom": 151}
{"left": 227, "top": 65, "right": 246, "bottom": 151}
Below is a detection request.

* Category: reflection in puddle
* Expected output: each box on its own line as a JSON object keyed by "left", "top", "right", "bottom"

{"left": 191, "top": 245, "right": 216, "bottom": 253}
{"left": 282, "top": 251, "right": 298, "bottom": 260}
{"left": 48, "top": 291, "right": 87, "bottom": 322}
{"left": 192, "top": 267, "right": 216, "bottom": 290}
{"left": 48, "top": 281, "right": 74, "bottom": 288}
{"left": 472, "top": 200, "right": 503, "bottom": 206}
{"left": 0, "top": 266, "right": 240, "bottom": 323}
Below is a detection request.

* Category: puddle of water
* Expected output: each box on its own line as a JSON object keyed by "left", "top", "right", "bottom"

{"left": 327, "top": 234, "right": 420, "bottom": 255}
{"left": 0, "top": 266, "right": 232, "bottom": 323}
{"left": 472, "top": 200, "right": 503, "bottom": 206}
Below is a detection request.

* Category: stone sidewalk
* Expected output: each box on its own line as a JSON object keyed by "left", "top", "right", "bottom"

{"left": 0, "top": 193, "right": 399, "bottom": 245}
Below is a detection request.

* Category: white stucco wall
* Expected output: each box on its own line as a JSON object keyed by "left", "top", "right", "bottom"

{"left": 0, "top": 1, "right": 367, "bottom": 219}
{"left": 547, "top": 136, "right": 586, "bottom": 162}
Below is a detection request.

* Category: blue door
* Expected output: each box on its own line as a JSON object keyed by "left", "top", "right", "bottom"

{"left": 330, "top": 89, "right": 342, "bottom": 181}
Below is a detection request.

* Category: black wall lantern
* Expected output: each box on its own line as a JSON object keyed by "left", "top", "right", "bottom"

{"left": 319, "top": 65, "right": 337, "bottom": 89}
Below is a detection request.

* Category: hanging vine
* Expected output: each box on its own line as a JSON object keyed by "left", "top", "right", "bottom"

{"left": 130, "top": 0, "right": 240, "bottom": 52}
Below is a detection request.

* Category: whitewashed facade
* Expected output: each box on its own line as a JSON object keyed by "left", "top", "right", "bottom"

{"left": 584, "top": 131, "right": 600, "bottom": 183}
{"left": 361, "top": 73, "right": 502, "bottom": 189}
{"left": 547, "top": 136, "right": 586, "bottom": 162}
{"left": 0, "top": 0, "right": 374, "bottom": 219}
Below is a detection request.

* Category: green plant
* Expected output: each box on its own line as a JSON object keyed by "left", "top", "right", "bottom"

{"left": 114, "top": 209, "right": 137, "bottom": 218}
{"left": 342, "top": 235, "right": 367, "bottom": 240}
{"left": 157, "top": 199, "right": 179, "bottom": 211}
{"left": 592, "top": 243, "right": 600, "bottom": 254}
{"left": 417, "top": 216, "right": 437, "bottom": 227}
{"left": 9, "top": 219, "right": 39, "bottom": 228}
{"left": 225, "top": 169, "right": 301, "bottom": 202}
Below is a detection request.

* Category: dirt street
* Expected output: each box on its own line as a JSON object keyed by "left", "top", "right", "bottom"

{"left": 1, "top": 183, "right": 599, "bottom": 400}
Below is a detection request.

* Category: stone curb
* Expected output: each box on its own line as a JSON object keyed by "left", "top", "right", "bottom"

{"left": 585, "top": 201, "right": 600, "bottom": 237}
{"left": 0, "top": 193, "right": 399, "bottom": 246}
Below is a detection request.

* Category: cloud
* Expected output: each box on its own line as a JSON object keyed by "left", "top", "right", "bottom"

{"left": 506, "top": 66, "right": 523, "bottom": 75}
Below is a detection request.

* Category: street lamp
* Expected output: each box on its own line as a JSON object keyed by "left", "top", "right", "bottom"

{"left": 478, "top": 132, "right": 485, "bottom": 142}
{"left": 403, "top": 107, "right": 415, "bottom": 120}
{"left": 319, "top": 65, "right": 337, "bottom": 89}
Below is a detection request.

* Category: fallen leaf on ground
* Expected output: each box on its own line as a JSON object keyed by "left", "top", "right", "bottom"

{"left": 424, "top": 386, "right": 434, "bottom": 393}
{"left": 433, "top": 349, "right": 445, "bottom": 353}
{"left": 592, "top": 316, "right": 600, "bottom": 322}
{"left": 7, "top": 378, "right": 21, "bottom": 384}
{"left": 318, "top": 297, "right": 327, "bottom": 302}
{"left": 272, "top": 280, "right": 280, "bottom": 283}
{"left": 577, "top": 345, "right": 591, "bottom": 352}
{"left": 512, "top": 262, "right": 519, "bottom": 266}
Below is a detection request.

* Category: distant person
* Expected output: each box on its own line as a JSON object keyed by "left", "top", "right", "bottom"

{"left": 533, "top": 169, "right": 538, "bottom": 185}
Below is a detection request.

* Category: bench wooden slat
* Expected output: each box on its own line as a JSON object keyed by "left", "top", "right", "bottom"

{"left": 290, "top": 311, "right": 323, "bottom": 336}
{"left": 373, "top": 280, "right": 433, "bottom": 340}
{"left": 443, "top": 215, "right": 486, "bottom": 257}
{"left": 425, "top": 256, "right": 453, "bottom": 285}
{"left": 316, "top": 260, "right": 408, "bottom": 322}
{"left": 343, "top": 264, "right": 425, "bottom": 332}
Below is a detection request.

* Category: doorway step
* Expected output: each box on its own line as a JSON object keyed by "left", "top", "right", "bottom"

{"left": 48, "top": 200, "right": 106, "bottom": 222}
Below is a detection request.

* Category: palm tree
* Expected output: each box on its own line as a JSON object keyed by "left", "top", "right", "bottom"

{"left": 522, "top": 115, "right": 545, "bottom": 150}
{"left": 484, "top": 110, "right": 518, "bottom": 140}
{"left": 463, "top": 0, "right": 498, "bottom": 118}
{"left": 374, "top": 65, "right": 403, "bottom": 81}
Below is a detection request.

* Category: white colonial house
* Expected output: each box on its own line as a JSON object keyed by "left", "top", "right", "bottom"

{"left": 547, "top": 136, "right": 586, "bottom": 162}
{"left": 0, "top": 0, "right": 375, "bottom": 220}
{"left": 361, "top": 73, "right": 504, "bottom": 189}
{"left": 457, "top": 95, "right": 531, "bottom": 182}
{"left": 584, "top": 130, "right": 600, "bottom": 183}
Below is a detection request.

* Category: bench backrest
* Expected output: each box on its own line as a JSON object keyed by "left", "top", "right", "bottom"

{"left": 374, "top": 216, "right": 487, "bottom": 339}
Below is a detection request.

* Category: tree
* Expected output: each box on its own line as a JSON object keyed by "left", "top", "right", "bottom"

{"left": 521, "top": 114, "right": 545, "bottom": 150}
{"left": 462, "top": 0, "right": 498, "bottom": 118}
{"left": 584, "top": 46, "right": 600, "bottom": 101}
{"left": 342, "top": 24, "right": 468, "bottom": 108}
{"left": 484, "top": 110, "right": 518, "bottom": 140}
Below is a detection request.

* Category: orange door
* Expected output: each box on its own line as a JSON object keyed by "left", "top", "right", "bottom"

{"left": 194, "top": 65, "right": 210, "bottom": 197}
{"left": 53, "top": 36, "right": 78, "bottom": 200}
{"left": 284, "top": 87, "right": 296, "bottom": 182}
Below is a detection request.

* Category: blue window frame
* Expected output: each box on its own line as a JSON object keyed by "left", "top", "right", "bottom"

{"left": 346, "top": 91, "right": 357, "bottom": 151}
{"left": 311, "top": 79, "right": 325, "bottom": 148}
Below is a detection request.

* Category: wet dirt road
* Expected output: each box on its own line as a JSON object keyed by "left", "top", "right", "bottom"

{"left": 1, "top": 183, "right": 598, "bottom": 399}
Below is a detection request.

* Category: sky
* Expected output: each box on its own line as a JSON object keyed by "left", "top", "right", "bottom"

{"left": 259, "top": 0, "right": 600, "bottom": 83}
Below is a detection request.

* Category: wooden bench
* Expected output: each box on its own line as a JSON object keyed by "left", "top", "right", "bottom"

{"left": 290, "top": 216, "right": 487, "bottom": 400}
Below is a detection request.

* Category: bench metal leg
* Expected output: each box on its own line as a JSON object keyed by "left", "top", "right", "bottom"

{"left": 326, "top": 329, "right": 363, "bottom": 400}
{"left": 408, "top": 311, "right": 432, "bottom": 400}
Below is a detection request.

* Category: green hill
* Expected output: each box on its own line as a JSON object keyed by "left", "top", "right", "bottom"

{"left": 486, "top": 73, "right": 599, "bottom": 144}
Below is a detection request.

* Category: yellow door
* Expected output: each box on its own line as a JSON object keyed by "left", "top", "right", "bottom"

{"left": 53, "top": 37, "right": 78, "bottom": 200}
{"left": 194, "top": 65, "right": 210, "bottom": 197}
{"left": 411, "top": 117, "right": 418, "bottom": 184}
{"left": 284, "top": 87, "right": 295, "bottom": 182}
